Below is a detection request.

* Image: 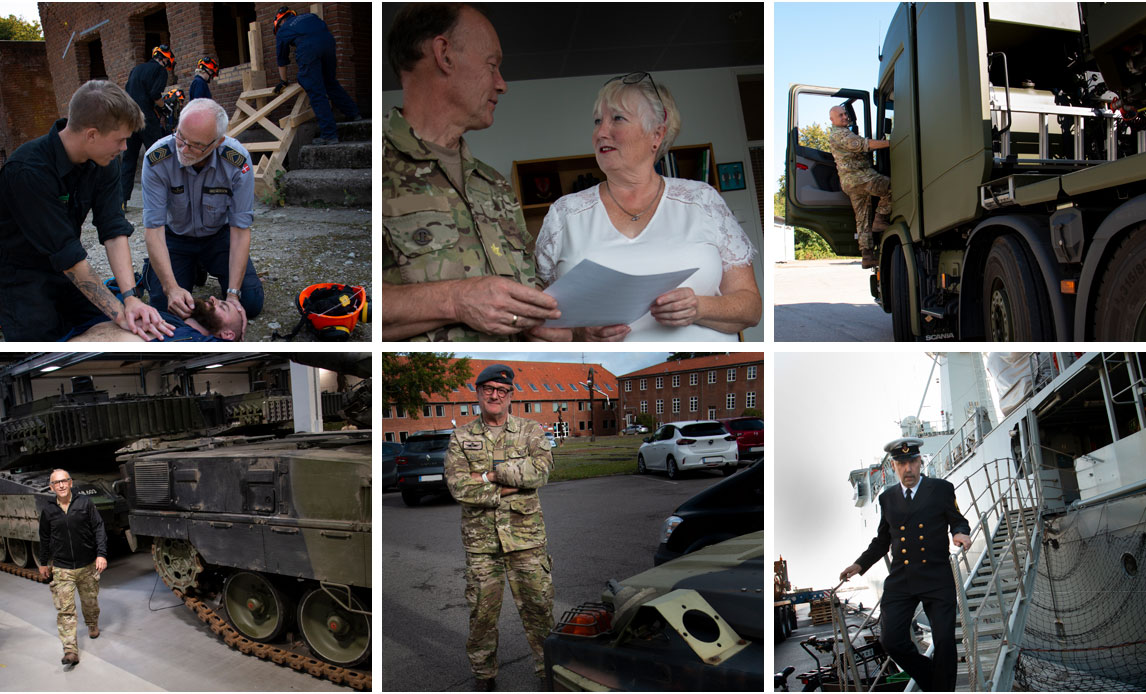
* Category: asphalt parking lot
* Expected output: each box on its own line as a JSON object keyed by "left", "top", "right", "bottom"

{"left": 381, "top": 470, "right": 729, "bottom": 692}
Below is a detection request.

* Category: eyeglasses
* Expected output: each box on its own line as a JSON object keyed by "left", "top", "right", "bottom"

{"left": 480, "top": 385, "right": 513, "bottom": 398}
{"left": 175, "top": 130, "right": 216, "bottom": 154}
{"left": 51, "top": 479, "right": 71, "bottom": 486}
{"left": 605, "top": 72, "right": 667, "bottom": 124}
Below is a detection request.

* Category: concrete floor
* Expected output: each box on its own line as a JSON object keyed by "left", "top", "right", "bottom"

{"left": 0, "top": 551, "right": 344, "bottom": 691}
{"left": 774, "top": 259, "right": 894, "bottom": 341}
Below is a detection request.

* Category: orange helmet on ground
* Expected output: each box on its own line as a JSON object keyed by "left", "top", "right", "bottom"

{"left": 152, "top": 44, "right": 175, "bottom": 70}
{"left": 274, "top": 6, "right": 297, "bottom": 35}
{"left": 296, "top": 283, "right": 369, "bottom": 340}
{"left": 197, "top": 57, "right": 219, "bottom": 78}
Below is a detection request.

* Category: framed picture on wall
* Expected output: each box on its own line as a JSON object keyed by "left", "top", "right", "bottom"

{"left": 716, "top": 162, "right": 746, "bottom": 192}
{"left": 522, "top": 172, "right": 562, "bottom": 205}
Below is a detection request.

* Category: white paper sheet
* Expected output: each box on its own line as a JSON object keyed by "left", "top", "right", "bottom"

{"left": 542, "top": 259, "right": 698, "bottom": 327}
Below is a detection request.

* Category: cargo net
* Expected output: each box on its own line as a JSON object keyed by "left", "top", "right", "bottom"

{"left": 1013, "top": 500, "right": 1146, "bottom": 691}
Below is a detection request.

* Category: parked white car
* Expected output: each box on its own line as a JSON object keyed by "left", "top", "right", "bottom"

{"left": 637, "top": 420, "right": 738, "bottom": 478}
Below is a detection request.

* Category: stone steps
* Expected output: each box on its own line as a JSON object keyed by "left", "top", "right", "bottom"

{"left": 282, "top": 119, "right": 372, "bottom": 207}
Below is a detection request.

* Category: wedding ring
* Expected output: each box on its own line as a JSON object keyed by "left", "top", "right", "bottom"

{"left": 511, "top": 314, "right": 519, "bottom": 326}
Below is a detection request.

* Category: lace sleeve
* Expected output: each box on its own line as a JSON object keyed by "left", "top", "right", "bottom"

{"left": 703, "top": 185, "right": 758, "bottom": 269}
{"left": 534, "top": 202, "right": 566, "bottom": 286}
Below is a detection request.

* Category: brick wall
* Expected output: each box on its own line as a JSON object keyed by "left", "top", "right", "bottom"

{"left": 38, "top": 2, "right": 369, "bottom": 126}
{"left": 617, "top": 355, "right": 764, "bottom": 427}
{"left": 0, "top": 41, "right": 58, "bottom": 159}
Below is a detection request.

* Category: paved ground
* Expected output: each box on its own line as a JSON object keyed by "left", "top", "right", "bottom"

{"left": 381, "top": 471, "right": 728, "bottom": 692}
{"left": 0, "top": 551, "right": 342, "bottom": 691}
{"left": 774, "top": 259, "right": 893, "bottom": 342}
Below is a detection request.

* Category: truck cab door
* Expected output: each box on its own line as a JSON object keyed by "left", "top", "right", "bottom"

{"left": 785, "top": 85, "right": 872, "bottom": 256}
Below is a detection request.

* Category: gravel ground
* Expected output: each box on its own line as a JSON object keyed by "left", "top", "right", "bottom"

{"left": 68, "top": 193, "right": 373, "bottom": 343}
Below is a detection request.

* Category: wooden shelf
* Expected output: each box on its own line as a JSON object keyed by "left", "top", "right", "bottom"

{"left": 511, "top": 143, "right": 717, "bottom": 240}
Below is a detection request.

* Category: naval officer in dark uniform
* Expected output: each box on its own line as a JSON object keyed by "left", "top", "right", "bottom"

{"left": 840, "top": 437, "right": 971, "bottom": 691}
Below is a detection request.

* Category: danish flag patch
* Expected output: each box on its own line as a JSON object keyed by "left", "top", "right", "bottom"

{"left": 241, "top": 163, "right": 250, "bottom": 174}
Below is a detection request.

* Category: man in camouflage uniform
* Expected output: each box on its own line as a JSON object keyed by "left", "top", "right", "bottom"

{"left": 445, "top": 364, "right": 555, "bottom": 690}
{"left": 38, "top": 469, "right": 108, "bottom": 666}
{"left": 383, "top": 4, "right": 567, "bottom": 341}
{"left": 828, "top": 105, "right": 892, "bottom": 269}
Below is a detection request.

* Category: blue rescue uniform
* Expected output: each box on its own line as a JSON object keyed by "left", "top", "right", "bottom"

{"left": 122, "top": 59, "right": 169, "bottom": 205}
{"left": 139, "top": 135, "right": 264, "bottom": 318}
{"left": 59, "top": 309, "right": 225, "bottom": 342}
{"left": 276, "top": 13, "right": 360, "bottom": 140}
{"left": 189, "top": 74, "right": 211, "bottom": 101}
{"left": 0, "top": 118, "right": 133, "bottom": 341}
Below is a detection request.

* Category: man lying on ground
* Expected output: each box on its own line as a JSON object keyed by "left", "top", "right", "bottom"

{"left": 64, "top": 296, "right": 246, "bottom": 342}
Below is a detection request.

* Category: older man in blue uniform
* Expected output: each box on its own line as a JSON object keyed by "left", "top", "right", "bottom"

{"left": 840, "top": 437, "right": 971, "bottom": 691}
{"left": 273, "top": 7, "right": 361, "bottom": 145}
{"left": 139, "top": 98, "right": 264, "bottom": 319}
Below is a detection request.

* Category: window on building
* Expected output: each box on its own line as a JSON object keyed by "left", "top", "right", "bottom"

{"left": 562, "top": 402, "right": 568, "bottom": 412}
{"left": 422, "top": 405, "right": 432, "bottom": 417}
{"left": 690, "top": 373, "right": 698, "bottom": 386}
{"left": 656, "top": 400, "right": 664, "bottom": 414}
{"left": 672, "top": 398, "right": 680, "bottom": 413}
{"left": 553, "top": 402, "right": 559, "bottom": 413}
{"left": 577, "top": 402, "right": 584, "bottom": 411}
{"left": 708, "top": 407, "right": 716, "bottom": 419}
{"left": 726, "top": 393, "right": 736, "bottom": 410}
{"left": 515, "top": 383, "right": 523, "bottom": 391}
{"left": 140, "top": 8, "right": 171, "bottom": 58}
{"left": 640, "top": 379, "right": 647, "bottom": 391}
{"left": 435, "top": 405, "right": 444, "bottom": 417}
{"left": 474, "top": 405, "right": 481, "bottom": 414}
{"left": 522, "top": 403, "right": 530, "bottom": 413}
{"left": 467, "top": 383, "right": 476, "bottom": 392}
{"left": 543, "top": 383, "right": 552, "bottom": 391}
{"left": 606, "top": 383, "right": 613, "bottom": 391}
{"left": 397, "top": 407, "right": 406, "bottom": 418}
{"left": 556, "top": 383, "right": 565, "bottom": 391}
{"left": 384, "top": 432, "right": 393, "bottom": 441}
{"left": 746, "top": 391, "right": 757, "bottom": 408}
{"left": 672, "top": 374, "right": 680, "bottom": 388}
{"left": 529, "top": 383, "right": 539, "bottom": 392}
{"left": 708, "top": 371, "right": 717, "bottom": 384}
{"left": 569, "top": 383, "right": 578, "bottom": 391}
{"left": 689, "top": 396, "right": 698, "bottom": 412}
{"left": 212, "top": 2, "right": 257, "bottom": 68}
{"left": 460, "top": 404, "right": 468, "bottom": 415}
{"left": 747, "top": 365, "right": 757, "bottom": 380}
{"left": 727, "top": 368, "right": 737, "bottom": 382}
{"left": 383, "top": 406, "right": 391, "bottom": 418}
{"left": 399, "top": 431, "right": 409, "bottom": 442}
{"left": 85, "top": 39, "right": 108, "bottom": 81}
{"left": 640, "top": 400, "right": 648, "bottom": 413}
{"left": 624, "top": 381, "right": 631, "bottom": 392}
{"left": 579, "top": 421, "right": 585, "bottom": 430}
{"left": 655, "top": 376, "right": 663, "bottom": 389}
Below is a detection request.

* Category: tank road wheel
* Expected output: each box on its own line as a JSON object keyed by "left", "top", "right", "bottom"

{"left": 30, "top": 541, "right": 43, "bottom": 569}
{"left": 6, "top": 538, "right": 31, "bottom": 568}
{"left": 224, "top": 571, "right": 288, "bottom": 642}
{"left": 0, "top": 537, "right": 8, "bottom": 563}
{"left": 1094, "top": 225, "right": 1146, "bottom": 340}
{"left": 982, "top": 235, "right": 1054, "bottom": 341}
{"left": 298, "top": 587, "right": 371, "bottom": 667}
{"left": 151, "top": 538, "right": 204, "bottom": 592}
{"left": 890, "top": 244, "right": 915, "bottom": 342}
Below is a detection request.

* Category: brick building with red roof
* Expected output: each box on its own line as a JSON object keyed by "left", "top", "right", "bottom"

{"left": 382, "top": 358, "right": 621, "bottom": 443}
{"left": 616, "top": 353, "right": 763, "bottom": 428}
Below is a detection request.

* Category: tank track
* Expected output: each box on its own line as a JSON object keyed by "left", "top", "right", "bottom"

{"left": 171, "top": 586, "right": 372, "bottom": 690}
{"left": 0, "top": 559, "right": 49, "bottom": 583}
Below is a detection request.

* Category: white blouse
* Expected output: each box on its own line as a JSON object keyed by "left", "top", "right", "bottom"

{"left": 535, "top": 177, "right": 756, "bottom": 341}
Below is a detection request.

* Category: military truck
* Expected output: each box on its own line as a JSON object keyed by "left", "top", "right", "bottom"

{"left": 543, "top": 531, "right": 763, "bottom": 691}
{"left": 786, "top": 3, "right": 1146, "bottom": 340}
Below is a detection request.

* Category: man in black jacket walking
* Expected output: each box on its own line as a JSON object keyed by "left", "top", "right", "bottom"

{"left": 840, "top": 438, "right": 971, "bottom": 691}
{"left": 38, "top": 469, "right": 108, "bottom": 666}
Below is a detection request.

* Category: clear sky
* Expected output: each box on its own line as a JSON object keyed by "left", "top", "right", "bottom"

{"left": 773, "top": 2, "right": 900, "bottom": 183}
{"left": 774, "top": 352, "right": 944, "bottom": 591}
{"left": 451, "top": 352, "right": 672, "bottom": 379}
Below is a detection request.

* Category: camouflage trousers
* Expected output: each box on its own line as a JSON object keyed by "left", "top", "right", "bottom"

{"left": 49, "top": 563, "right": 100, "bottom": 655}
{"left": 464, "top": 546, "right": 554, "bottom": 679}
{"left": 844, "top": 174, "right": 892, "bottom": 251}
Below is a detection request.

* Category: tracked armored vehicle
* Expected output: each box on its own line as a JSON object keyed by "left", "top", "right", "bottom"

{"left": 119, "top": 430, "right": 373, "bottom": 674}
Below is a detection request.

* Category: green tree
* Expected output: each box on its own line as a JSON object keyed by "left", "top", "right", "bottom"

{"left": 381, "top": 353, "right": 471, "bottom": 420}
{"left": 741, "top": 408, "right": 763, "bottom": 418}
{"left": 775, "top": 122, "right": 839, "bottom": 259}
{"left": 635, "top": 413, "right": 656, "bottom": 431}
{"left": 0, "top": 15, "right": 43, "bottom": 40}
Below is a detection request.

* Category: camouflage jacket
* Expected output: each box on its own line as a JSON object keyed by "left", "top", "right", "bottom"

{"left": 828, "top": 125, "right": 883, "bottom": 190}
{"left": 382, "top": 107, "right": 538, "bottom": 342}
{"left": 445, "top": 414, "right": 552, "bottom": 554}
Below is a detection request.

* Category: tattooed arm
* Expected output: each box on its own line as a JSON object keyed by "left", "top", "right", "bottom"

{"left": 62, "top": 255, "right": 172, "bottom": 340}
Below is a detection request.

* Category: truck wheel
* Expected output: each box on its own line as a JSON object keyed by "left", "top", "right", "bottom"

{"left": 982, "top": 235, "right": 1054, "bottom": 341}
{"left": 1094, "top": 225, "right": 1146, "bottom": 340}
{"left": 890, "top": 244, "right": 914, "bottom": 341}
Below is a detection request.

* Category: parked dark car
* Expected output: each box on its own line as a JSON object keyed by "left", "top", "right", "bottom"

{"left": 382, "top": 441, "right": 403, "bottom": 490}
{"left": 396, "top": 430, "right": 453, "bottom": 506}
{"left": 653, "top": 459, "right": 763, "bottom": 565}
{"left": 719, "top": 416, "right": 764, "bottom": 464}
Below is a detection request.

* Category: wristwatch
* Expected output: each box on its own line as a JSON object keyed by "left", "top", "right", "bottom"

{"left": 481, "top": 471, "right": 490, "bottom": 484}
{"left": 226, "top": 288, "right": 242, "bottom": 300}
{"left": 122, "top": 286, "right": 139, "bottom": 300}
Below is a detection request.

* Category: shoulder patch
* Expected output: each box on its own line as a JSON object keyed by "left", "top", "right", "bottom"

{"left": 221, "top": 145, "right": 247, "bottom": 169}
{"left": 147, "top": 145, "right": 172, "bottom": 165}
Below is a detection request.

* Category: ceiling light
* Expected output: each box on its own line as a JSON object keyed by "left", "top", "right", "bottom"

{"left": 204, "top": 364, "right": 223, "bottom": 369}
{"left": 41, "top": 366, "right": 61, "bottom": 373}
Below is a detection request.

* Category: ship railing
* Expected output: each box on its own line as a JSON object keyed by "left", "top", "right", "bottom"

{"left": 825, "top": 579, "right": 899, "bottom": 692}
{"left": 946, "top": 457, "right": 1042, "bottom": 691}
{"left": 924, "top": 407, "right": 993, "bottom": 482}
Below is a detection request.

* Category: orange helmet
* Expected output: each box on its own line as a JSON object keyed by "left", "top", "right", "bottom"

{"left": 163, "top": 87, "right": 186, "bottom": 105}
{"left": 197, "top": 57, "right": 219, "bottom": 78}
{"left": 296, "top": 283, "right": 369, "bottom": 340}
{"left": 273, "top": 6, "right": 297, "bottom": 35}
{"left": 152, "top": 44, "right": 175, "bottom": 70}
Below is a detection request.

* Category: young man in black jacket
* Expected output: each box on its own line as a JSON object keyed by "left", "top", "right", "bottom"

{"left": 38, "top": 469, "right": 108, "bottom": 666}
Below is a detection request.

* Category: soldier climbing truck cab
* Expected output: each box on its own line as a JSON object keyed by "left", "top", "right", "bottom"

{"left": 786, "top": 3, "right": 1146, "bottom": 340}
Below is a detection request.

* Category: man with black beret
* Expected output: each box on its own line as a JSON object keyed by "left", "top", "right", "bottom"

{"left": 444, "top": 363, "right": 555, "bottom": 690}
{"left": 840, "top": 437, "right": 971, "bottom": 691}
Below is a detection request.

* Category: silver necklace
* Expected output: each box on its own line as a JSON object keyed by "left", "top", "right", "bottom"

{"left": 605, "top": 177, "right": 663, "bottom": 221}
